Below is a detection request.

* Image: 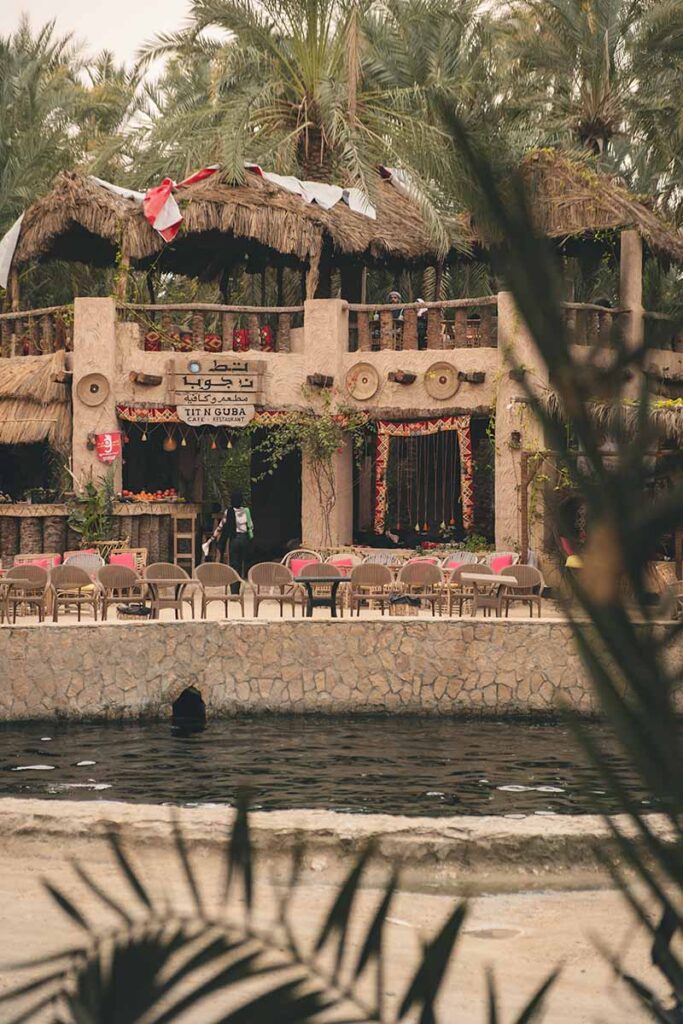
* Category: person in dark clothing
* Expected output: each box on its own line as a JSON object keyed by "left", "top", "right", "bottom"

{"left": 215, "top": 490, "right": 254, "bottom": 591}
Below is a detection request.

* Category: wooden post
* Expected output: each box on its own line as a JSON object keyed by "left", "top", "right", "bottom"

{"left": 433, "top": 262, "right": 443, "bottom": 301}
{"left": 479, "top": 307, "right": 495, "bottom": 347}
{"left": 426, "top": 307, "right": 441, "bottom": 348}
{"left": 277, "top": 312, "right": 291, "bottom": 353}
{"left": 115, "top": 252, "right": 130, "bottom": 302}
{"left": 358, "top": 312, "right": 372, "bottom": 351}
{"left": 379, "top": 310, "right": 393, "bottom": 350}
{"left": 41, "top": 314, "right": 54, "bottom": 353}
{"left": 222, "top": 311, "right": 235, "bottom": 352}
{"left": 402, "top": 308, "right": 418, "bottom": 349}
{"left": 276, "top": 266, "right": 284, "bottom": 306}
{"left": 564, "top": 306, "right": 576, "bottom": 345}
{"left": 247, "top": 313, "right": 261, "bottom": 351}
{"left": 675, "top": 525, "right": 682, "bottom": 581}
{"left": 192, "top": 311, "right": 204, "bottom": 349}
{"left": 453, "top": 308, "right": 468, "bottom": 347}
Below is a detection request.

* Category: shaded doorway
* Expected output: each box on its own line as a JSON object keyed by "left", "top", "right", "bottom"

{"left": 385, "top": 431, "right": 462, "bottom": 543}
{"left": 250, "top": 430, "right": 301, "bottom": 560}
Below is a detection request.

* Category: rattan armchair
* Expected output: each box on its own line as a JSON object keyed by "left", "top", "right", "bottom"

{"left": 444, "top": 563, "right": 492, "bottom": 616}
{"left": 396, "top": 561, "right": 444, "bottom": 616}
{"left": 249, "top": 562, "right": 303, "bottom": 617}
{"left": 281, "top": 548, "right": 322, "bottom": 568}
{"left": 49, "top": 565, "right": 99, "bottom": 622}
{"left": 144, "top": 562, "right": 195, "bottom": 619}
{"left": 349, "top": 563, "right": 393, "bottom": 616}
{"left": 64, "top": 552, "right": 105, "bottom": 575}
{"left": 4, "top": 565, "right": 49, "bottom": 623}
{"left": 195, "top": 563, "right": 245, "bottom": 618}
{"left": 501, "top": 565, "right": 543, "bottom": 618}
{"left": 96, "top": 565, "right": 146, "bottom": 621}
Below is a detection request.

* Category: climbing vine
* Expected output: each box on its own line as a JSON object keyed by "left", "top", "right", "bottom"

{"left": 249, "top": 389, "right": 374, "bottom": 545}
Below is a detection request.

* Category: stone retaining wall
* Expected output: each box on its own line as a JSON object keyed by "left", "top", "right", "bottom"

{"left": 2, "top": 618, "right": 678, "bottom": 721}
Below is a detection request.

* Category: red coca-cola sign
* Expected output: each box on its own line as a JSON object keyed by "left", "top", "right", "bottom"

{"left": 95, "top": 431, "right": 122, "bottom": 464}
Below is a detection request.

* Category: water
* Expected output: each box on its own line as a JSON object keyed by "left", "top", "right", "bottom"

{"left": 0, "top": 716, "right": 649, "bottom": 817}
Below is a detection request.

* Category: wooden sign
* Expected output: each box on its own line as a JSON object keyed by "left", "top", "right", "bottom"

{"left": 95, "top": 431, "right": 122, "bottom": 464}
{"left": 169, "top": 357, "right": 265, "bottom": 428}
{"left": 177, "top": 405, "right": 255, "bottom": 427}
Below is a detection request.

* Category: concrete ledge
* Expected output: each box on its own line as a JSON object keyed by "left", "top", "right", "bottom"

{"left": 1, "top": 618, "right": 679, "bottom": 721}
{"left": 0, "top": 797, "right": 670, "bottom": 893}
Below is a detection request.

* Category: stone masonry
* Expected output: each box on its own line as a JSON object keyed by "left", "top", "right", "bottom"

{"left": 1, "top": 619, "right": 678, "bottom": 721}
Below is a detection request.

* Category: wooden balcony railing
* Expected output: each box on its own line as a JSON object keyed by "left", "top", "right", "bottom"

{"left": 561, "top": 302, "right": 629, "bottom": 347}
{"left": 644, "top": 310, "right": 682, "bottom": 352}
{"left": 117, "top": 303, "right": 304, "bottom": 353}
{"left": 348, "top": 297, "right": 498, "bottom": 352}
{"left": 0, "top": 306, "right": 73, "bottom": 358}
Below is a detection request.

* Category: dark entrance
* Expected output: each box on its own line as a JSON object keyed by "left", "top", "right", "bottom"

{"left": 250, "top": 430, "right": 301, "bottom": 560}
{"left": 386, "top": 431, "right": 462, "bottom": 542}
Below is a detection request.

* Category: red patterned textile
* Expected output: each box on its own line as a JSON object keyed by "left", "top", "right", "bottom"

{"left": 373, "top": 416, "right": 474, "bottom": 534}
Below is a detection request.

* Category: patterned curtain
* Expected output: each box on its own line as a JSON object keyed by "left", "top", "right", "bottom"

{"left": 373, "top": 416, "right": 473, "bottom": 534}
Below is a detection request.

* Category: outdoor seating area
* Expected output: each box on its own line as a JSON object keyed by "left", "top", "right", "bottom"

{"left": 0, "top": 543, "right": 556, "bottom": 624}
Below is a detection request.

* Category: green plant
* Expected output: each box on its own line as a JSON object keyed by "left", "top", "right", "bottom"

{"left": 250, "top": 391, "right": 372, "bottom": 545}
{"left": 67, "top": 468, "right": 116, "bottom": 545}
{"left": 0, "top": 798, "right": 558, "bottom": 1023}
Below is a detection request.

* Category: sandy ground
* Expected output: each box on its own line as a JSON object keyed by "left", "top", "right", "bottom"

{"left": 0, "top": 815, "right": 665, "bottom": 1023}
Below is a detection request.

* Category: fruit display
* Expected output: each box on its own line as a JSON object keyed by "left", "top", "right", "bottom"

{"left": 119, "top": 488, "right": 181, "bottom": 503}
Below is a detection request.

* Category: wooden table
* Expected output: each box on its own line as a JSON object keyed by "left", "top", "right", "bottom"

{"left": 298, "top": 576, "right": 351, "bottom": 618}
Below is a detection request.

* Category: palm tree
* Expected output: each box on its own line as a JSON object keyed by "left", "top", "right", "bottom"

{"left": 503, "top": 0, "right": 646, "bottom": 156}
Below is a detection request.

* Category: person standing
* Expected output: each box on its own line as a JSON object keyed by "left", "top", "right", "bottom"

{"left": 216, "top": 490, "right": 253, "bottom": 589}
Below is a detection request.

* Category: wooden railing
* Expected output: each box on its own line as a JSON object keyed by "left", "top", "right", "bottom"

{"left": 0, "top": 306, "right": 73, "bottom": 357}
{"left": 561, "top": 302, "right": 628, "bottom": 347}
{"left": 118, "top": 303, "right": 305, "bottom": 353}
{"left": 644, "top": 310, "right": 682, "bottom": 352}
{"left": 348, "top": 297, "right": 498, "bottom": 352}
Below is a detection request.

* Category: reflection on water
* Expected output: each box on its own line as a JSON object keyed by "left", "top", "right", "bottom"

{"left": 0, "top": 716, "right": 649, "bottom": 817}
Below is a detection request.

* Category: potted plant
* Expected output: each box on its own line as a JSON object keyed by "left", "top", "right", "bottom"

{"left": 67, "top": 469, "right": 115, "bottom": 548}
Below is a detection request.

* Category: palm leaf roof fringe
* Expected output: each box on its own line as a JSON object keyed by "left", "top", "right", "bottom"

{"left": 9, "top": 150, "right": 683, "bottom": 281}
{"left": 544, "top": 391, "right": 683, "bottom": 447}
{"left": 0, "top": 352, "right": 71, "bottom": 450}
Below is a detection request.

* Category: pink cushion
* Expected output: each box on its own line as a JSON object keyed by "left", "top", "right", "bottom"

{"left": 20, "top": 558, "right": 51, "bottom": 570}
{"left": 491, "top": 555, "right": 514, "bottom": 573}
{"left": 329, "top": 558, "right": 352, "bottom": 567}
{"left": 444, "top": 559, "right": 462, "bottom": 569}
{"left": 409, "top": 557, "right": 439, "bottom": 565}
{"left": 289, "top": 558, "right": 318, "bottom": 577}
{"left": 109, "top": 552, "right": 136, "bottom": 570}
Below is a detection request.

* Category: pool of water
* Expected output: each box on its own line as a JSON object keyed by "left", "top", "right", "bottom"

{"left": 0, "top": 716, "right": 649, "bottom": 817}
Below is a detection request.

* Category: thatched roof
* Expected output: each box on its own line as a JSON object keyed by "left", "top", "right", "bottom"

{"left": 0, "top": 352, "right": 71, "bottom": 450}
{"left": 518, "top": 150, "right": 683, "bottom": 262}
{"left": 12, "top": 169, "right": 461, "bottom": 279}
{"left": 8, "top": 150, "right": 683, "bottom": 282}
{"left": 545, "top": 392, "right": 683, "bottom": 446}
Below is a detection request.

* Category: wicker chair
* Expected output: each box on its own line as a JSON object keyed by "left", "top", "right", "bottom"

{"left": 281, "top": 549, "right": 321, "bottom": 568}
{"left": 299, "top": 561, "right": 344, "bottom": 616}
{"left": 396, "top": 562, "right": 444, "bottom": 616}
{"left": 13, "top": 552, "right": 61, "bottom": 568}
{"left": 483, "top": 551, "right": 520, "bottom": 569}
{"left": 440, "top": 550, "right": 480, "bottom": 569}
{"left": 96, "top": 565, "right": 146, "bottom": 621}
{"left": 349, "top": 563, "right": 393, "bottom": 616}
{"left": 144, "top": 562, "right": 195, "bottom": 619}
{"left": 362, "top": 551, "right": 404, "bottom": 567}
{"left": 64, "top": 552, "right": 105, "bottom": 576}
{"left": 444, "top": 563, "right": 492, "bottom": 616}
{"left": 195, "top": 563, "right": 245, "bottom": 619}
{"left": 249, "top": 562, "right": 303, "bottom": 617}
{"left": 49, "top": 565, "right": 99, "bottom": 622}
{"left": 501, "top": 565, "right": 543, "bottom": 618}
{"left": 109, "top": 548, "right": 148, "bottom": 572}
{"left": 324, "top": 552, "right": 364, "bottom": 574}
{"left": 4, "top": 565, "right": 49, "bottom": 623}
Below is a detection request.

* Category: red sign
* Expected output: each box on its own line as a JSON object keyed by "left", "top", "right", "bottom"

{"left": 95, "top": 432, "right": 121, "bottom": 464}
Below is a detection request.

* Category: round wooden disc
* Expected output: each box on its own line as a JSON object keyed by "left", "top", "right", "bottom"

{"left": 76, "top": 372, "right": 110, "bottom": 407}
{"left": 424, "top": 361, "right": 459, "bottom": 400}
{"left": 346, "top": 362, "right": 379, "bottom": 401}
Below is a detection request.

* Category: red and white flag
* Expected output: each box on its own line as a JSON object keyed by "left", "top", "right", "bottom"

{"left": 143, "top": 165, "right": 219, "bottom": 242}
